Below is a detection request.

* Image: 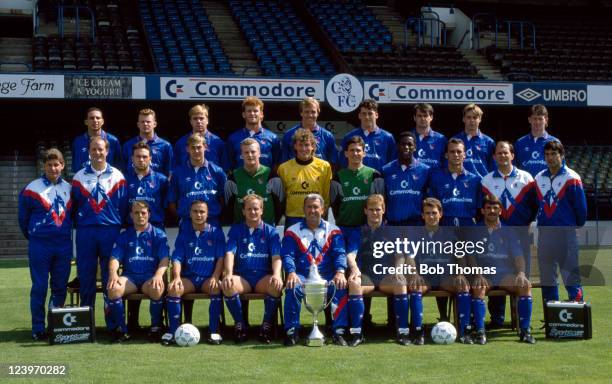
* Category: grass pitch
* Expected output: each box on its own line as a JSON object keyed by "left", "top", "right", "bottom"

{"left": 1, "top": 253, "right": 611, "bottom": 384}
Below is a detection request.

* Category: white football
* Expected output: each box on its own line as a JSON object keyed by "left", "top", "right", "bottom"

{"left": 175, "top": 323, "right": 200, "bottom": 347}
{"left": 431, "top": 321, "right": 457, "bottom": 345}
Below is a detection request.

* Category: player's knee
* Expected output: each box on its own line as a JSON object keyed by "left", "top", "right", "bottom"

{"left": 108, "top": 288, "right": 123, "bottom": 300}
{"left": 348, "top": 278, "right": 362, "bottom": 294}
{"left": 471, "top": 287, "right": 486, "bottom": 299}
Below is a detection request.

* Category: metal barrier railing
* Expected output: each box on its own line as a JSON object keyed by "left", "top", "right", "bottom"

{"left": 58, "top": 4, "right": 96, "bottom": 40}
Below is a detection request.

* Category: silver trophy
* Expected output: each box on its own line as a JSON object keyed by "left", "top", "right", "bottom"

{"left": 299, "top": 262, "right": 336, "bottom": 346}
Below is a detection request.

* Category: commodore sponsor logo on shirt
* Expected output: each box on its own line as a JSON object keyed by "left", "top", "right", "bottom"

{"left": 325, "top": 73, "right": 363, "bottom": 113}
{"left": 365, "top": 81, "right": 512, "bottom": 104}
{"left": 514, "top": 83, "right": 587, "bottom": 106}
{"left": 162, "top": 77, "right": 324, "bottom": 101}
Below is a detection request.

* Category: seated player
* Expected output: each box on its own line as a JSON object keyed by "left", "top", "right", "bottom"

{"left": 281, "top": 194, "right": 348, "bottom": 346}
{"left": 221, "top": 194, "right": 283, "bottom": 343}
{"left": 467, "top": 194, "right": 536, "bottom": 345}
{"left": 410, "top": 198, "right": 473, "bottom": 344}
{"left": 163, "top": 200, "right": 226, "bottom": 345}
{"left": 106, "top": 201, "right": 170, "bottom": 343}
{"left": 345, "top": 194, "right": 411, "bottom": 346}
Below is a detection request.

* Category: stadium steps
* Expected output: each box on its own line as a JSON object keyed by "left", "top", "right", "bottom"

{"left": 201, "top": 0, "right": 261, "bottom": 76}
{"left": 368, "top": 5, "right": 409, "bottom": 48}
{"left": 0, "top": 37, "right": 32, "bottom": 72}
{"left": 460, "top": 49, "right": 504, "bottom": 80}
{"left": 0, "top": 155, "right": 36, "bottom": 259}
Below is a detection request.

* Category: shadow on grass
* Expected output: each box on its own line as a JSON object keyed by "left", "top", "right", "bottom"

{"left": 0, "top": 259, "right": 29, "bottom": 269}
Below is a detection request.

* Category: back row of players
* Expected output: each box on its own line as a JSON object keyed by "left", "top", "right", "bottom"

{"left": 19, "top": 97, "right": 586, "bottom": 346}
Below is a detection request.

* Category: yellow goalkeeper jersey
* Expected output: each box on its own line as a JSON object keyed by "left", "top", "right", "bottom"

{"left": 277, "top": 157, "right": 332, "bottom": 218}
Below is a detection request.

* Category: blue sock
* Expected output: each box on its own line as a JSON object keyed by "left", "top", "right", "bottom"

{"left": 224, "top": 294, "right": 244, "bottom": 325}
{"left": 518, "top": 296, "right": 533, "bottom": 330}
{"left": 284, "top": 287, "right": 302, "bottom": 331}
{"left": 166, "top": 296, "right": 181, "bottom": 335}
{"left": 103, "top": 293, "right": 117, "bottom": 331}
{"left": 457, "top": 292, "right": 471, "bottom": 335}
{"left": 209, "top": 294, "right": 222, "bottom": 334}
{"left": 566, "top": 286, "right": 584, "bottom": 301}
{"left": 263, "top": 295, "right": 280, "bottom": 323}
{"left": 149, "top": 299, "right": 164, "bottom": 328}
{"left": 348, "top": 295, "right": 365, "bottom": 332}
{"left": 541, "top": 286, "right": 559, "bottom": 302}
{"left": 109, "top": 298, "right": 127, "bottom": 333}
{"left": 472, "top": 298, "right": 486, "bottom": 331}
{"left": 409, "top": 292, "right": 423, "bottom": 330}
{"left": 393, "top": 294, "right": 409, "bottom": 333}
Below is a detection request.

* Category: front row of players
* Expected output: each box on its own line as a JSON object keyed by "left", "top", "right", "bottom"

{"left": 106, "top": 192, "right": 535, "bottom": 346}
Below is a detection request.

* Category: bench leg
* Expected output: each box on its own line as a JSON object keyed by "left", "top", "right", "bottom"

{"left": 183, "top": 299, "right": 194, "bottom": 324}
{"left": 127, "top": 299, "right": 141, "bottom": 331}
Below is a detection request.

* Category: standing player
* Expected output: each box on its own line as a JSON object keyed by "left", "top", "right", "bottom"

{"left": 468, "top": 194, "right": 536, "bottom": 344}
{"left": 227, "top": 96, "right": 281, "bottom": 169}
{"left": 168, "top": 133, "right": 227, "bottom": 228}
{"left": 339, "top": 99, "right": 396, "bottom": 172}
{"left": 452, "top": 104, "right": 495, "bottom": 178}
{"left": 174, "top": 104, "right": 228, "bottom": 170}
{"left": 535, "top": 140, "right": 586, "bottom": 304}
{"left": 122, "top": 108, "right": 173, "bottom": 177}
{"left": 381, "top": 131, "right": 430, "bottom": 225}
{"left": 411, "top": 198, "right": 473, "bottom": 344}
{"left": 71, "top": 136, "right": 128, "bottom": 329}
{"left": 412, "top": 103, "right": 447, "bottom": 169}
{"left": 221, "top": 195, "right": 283, "bottom": 344}
{"left": 281, "top": 97, "right": 338, "bottom": 164}
{"left": 330, "top": 136, "right": 383, "bottom": 243}
{"left": 72, "top": 107, "right": 122, "bottom": 174}
{"left": 126, "top": 142, "right": 168, "bottom": 228}
{"left": 277, "top": 128, "right": 332, "bottom": 229}
{"left": 224, "top": 138, "right": 284, "bottom": 225}
{"left": 282, "top": 194, "right": 349, "bottom": 346}
{"left": 481, "top": 141, "right": 538, "bottom": 327}
{"left": 344, "top": 194, "right": 410, "bottom": 346}
{"left": 18, "top": 149, "right": 73, "bottom": 340}
{"left": 163, "top": 200, "right": 226, "bottom": 345}
{"left": 428, "top": 138, "right": 482, "bottom": 226}
{"left": 106, "top": 201, "right": 170, "bottom": 342}
{"left": 515, "top": 104, "right": 559, "bottom": 177}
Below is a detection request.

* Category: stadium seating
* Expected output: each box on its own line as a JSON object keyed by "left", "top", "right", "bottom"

{"left": 307, "top": 0, "right": 481, "bottom": 79}
{"left": 483, "top": 15, "right": 612, "bottom": 81}
{"left": 228, "top": 0, "right": 335, "bottom": 77}
{"left": 33, "top": 0, "right": 149, "bottom": 72}
{"left": 139, "top": 0, "right": 232, "bottom": 74}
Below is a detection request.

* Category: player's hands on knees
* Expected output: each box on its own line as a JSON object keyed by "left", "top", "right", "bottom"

{"left": 348, "top": 267, "right": 361, "bottom": 282}
{"left": 150, "top": 275, "right": 164, "bottom": 291}
{"left": 209, "top": 277, "right": 220, "bottom": 291}
{"left": 407, "top": 274, "right": 424, "bottom": 292}
{"left": 107, "top": 274, "right": 121, "bottom": 291}
{"left": 515, "top": 272, "right": 531, "bottom": 289}
{"left": 472, "top": 275, "right": 489, "bottom": 290}
{"left": 270, "top": 274, "right": 283, "bottom": 291}
{"left": 221, "top": 274, "right": 234, "bottom": 291}
{"left": 285, "top": 272, "right": 301, "bottom": 289}
{"left": 333, "top": 272, "right": 347, "bottom": 290}
{"left": 454, "top": 274, "right": 470, "bottom": 291}
{"left": 169, "top": 278, "right": 183, "bottom": 293}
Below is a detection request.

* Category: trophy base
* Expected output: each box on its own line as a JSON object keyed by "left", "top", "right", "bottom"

{"left": 305, "top": 325, "right": 326, "bottom": 347}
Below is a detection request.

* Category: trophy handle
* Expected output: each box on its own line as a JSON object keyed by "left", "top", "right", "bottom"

{"left": 324, "top": 281, "right": 337, "bottom": 309}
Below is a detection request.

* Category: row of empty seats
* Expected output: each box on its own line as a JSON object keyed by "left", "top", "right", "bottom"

{"left": 33, "top": 0, "right": 148, "bottom": 72}
{"left": 139, "top": 0, "right": 232, "bottom": 75}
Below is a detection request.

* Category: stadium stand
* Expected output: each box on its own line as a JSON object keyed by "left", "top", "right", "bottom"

{"left": 228, "top": 0, "right": 335, "bottom": 77}
{"left": 33, "top": 0, "right": 150, "bottom": 72}
{"left": 139, "top": 0, "right": 232, "bottom": 74}
{"left": 306, "top": 0, "right": 481, "bottom": 79}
